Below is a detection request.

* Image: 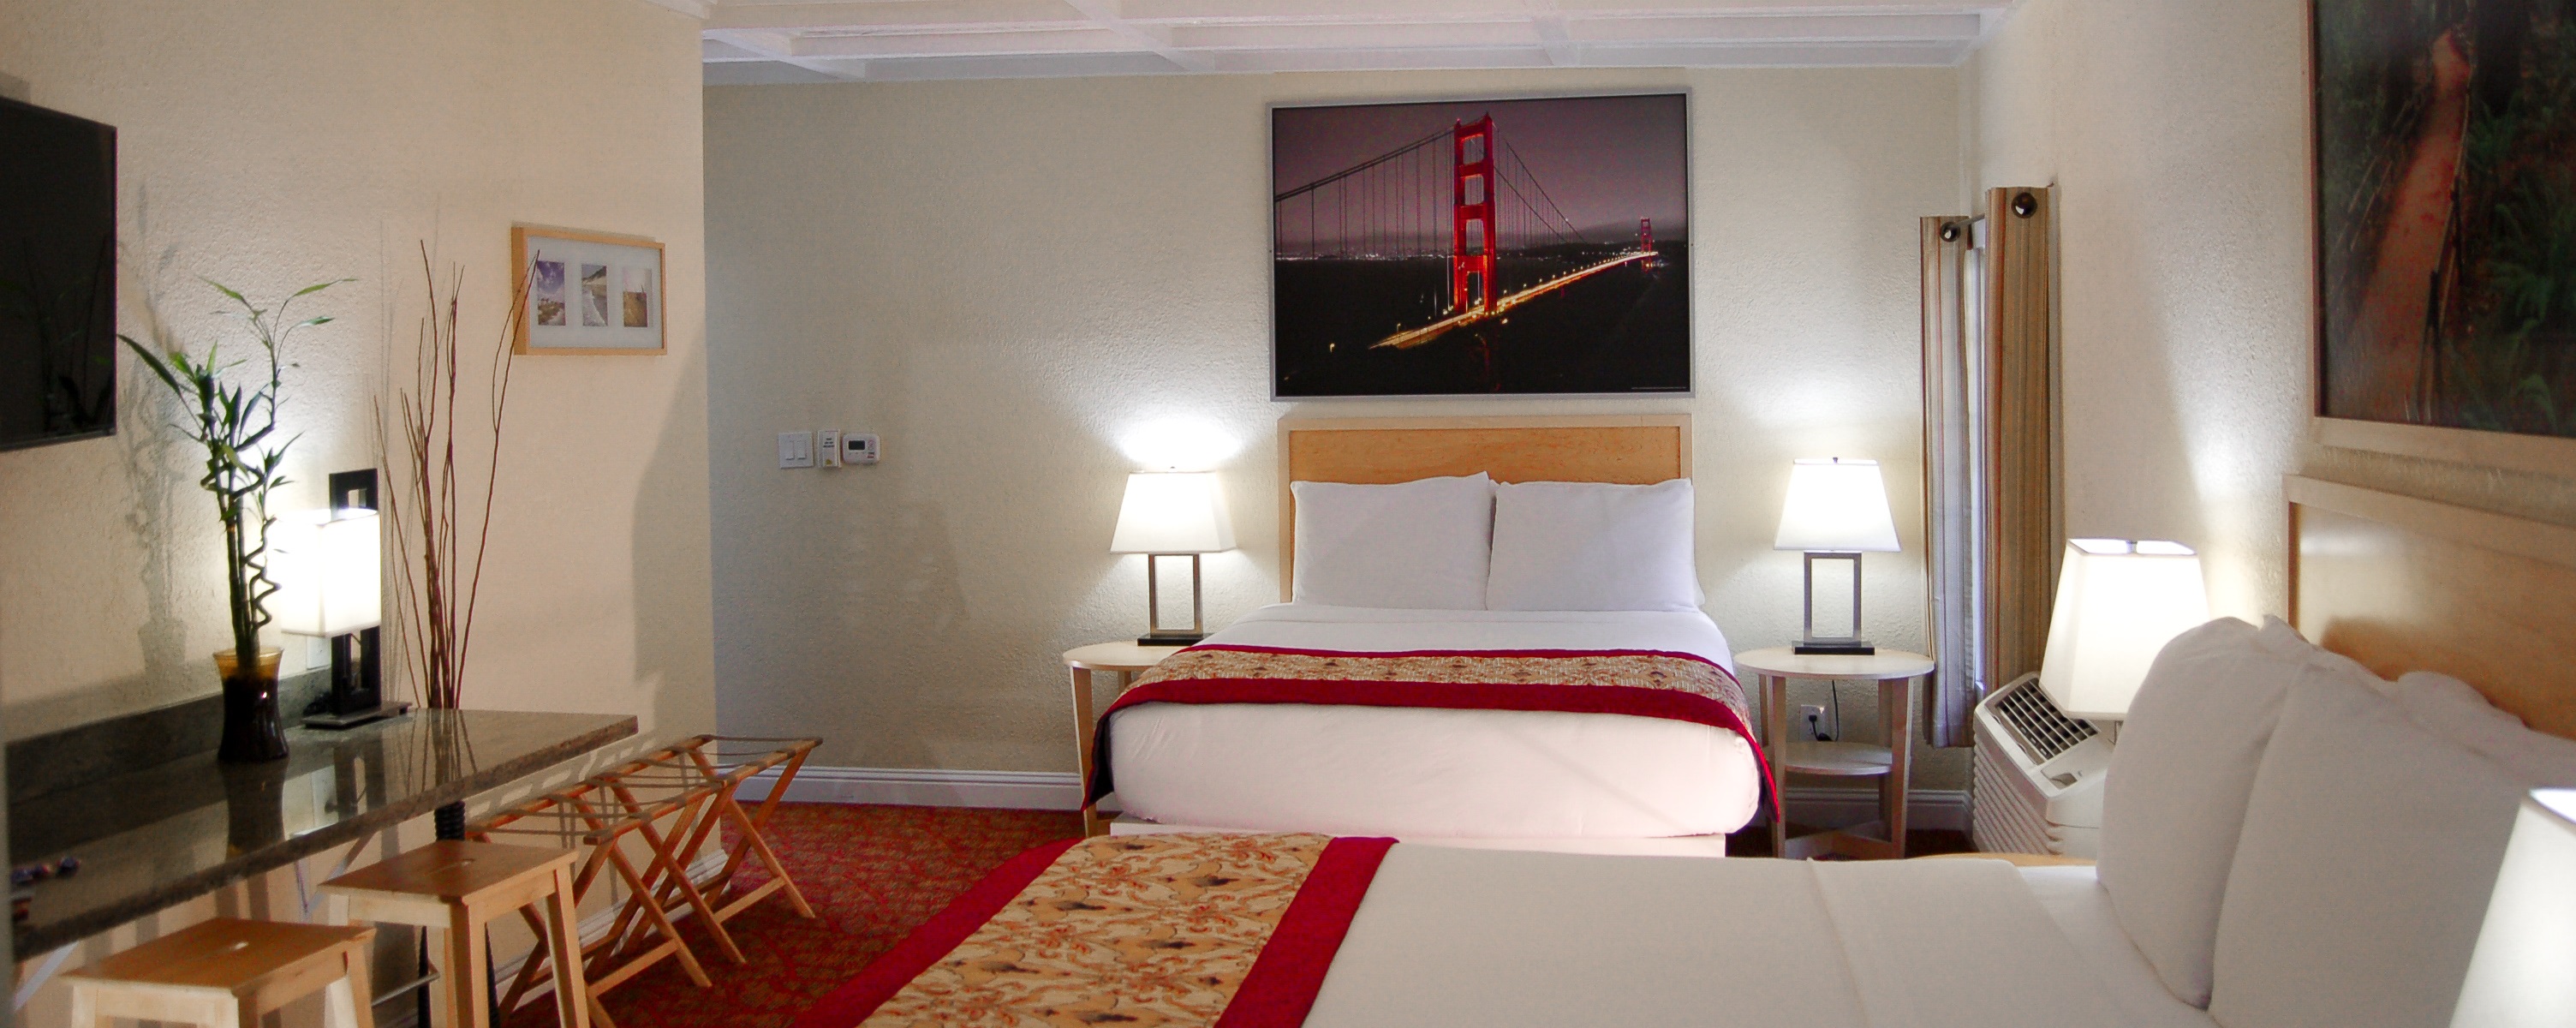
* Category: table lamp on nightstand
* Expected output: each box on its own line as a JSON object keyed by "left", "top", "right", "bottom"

{"left": 2036, "top": 538, "right": 2210, "bottom": 720}
{"left": 1774, "top": 457, "right": 1900, "bottom": 654}
{"left": 2451, "top": 788, "right": 2576, "bottom": 1027}
{"left": 1110, "top": 470, "right": 1235, "bottom": 646}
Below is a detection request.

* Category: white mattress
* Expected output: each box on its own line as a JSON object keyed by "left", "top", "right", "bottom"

{"left": 1304, "top": 848, "right": 2216, "bottom": 1028}
{"left": 1106, "top": 603, "right": 1760, "bottom": 839}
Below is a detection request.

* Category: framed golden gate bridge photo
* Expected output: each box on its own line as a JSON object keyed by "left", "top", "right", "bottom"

{"left": 1270, "top": 92, "right": 1691, "bottom": 398}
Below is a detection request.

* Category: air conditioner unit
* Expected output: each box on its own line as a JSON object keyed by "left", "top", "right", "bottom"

{"left": 1971, "top": 672, "right": 2113, "bottom": 858}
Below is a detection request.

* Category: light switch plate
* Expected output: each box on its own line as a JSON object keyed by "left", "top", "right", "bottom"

{"left": 778, "top": 431, "right": 814, "bottom": 469}
{"left": 819, "top": 429, "right": 843, "bottom": 468}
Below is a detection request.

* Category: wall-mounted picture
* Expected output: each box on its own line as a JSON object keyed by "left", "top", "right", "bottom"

{"left": 1272, "top": 92, "right": 1690, "bottom": 397}
{"left": 2314, "top": 0, "right": 2576, "bottom": 436}
{"left": 511, "top": 225, "right": 664, "bottom": 355}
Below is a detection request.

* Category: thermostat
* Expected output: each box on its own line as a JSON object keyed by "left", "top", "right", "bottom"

{"left": 844, "top": 433, "right": 879, "bottom": 464}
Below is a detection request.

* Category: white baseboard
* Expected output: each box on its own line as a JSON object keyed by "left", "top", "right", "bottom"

{"left": 735, "top": 765, "right": 1971, "bottom": 831}
{"left": 1764, "top": 786, "right": 1971, "bottom": 832}
{"left": 738, "top": 765, "right": 1086, "bottom": 810}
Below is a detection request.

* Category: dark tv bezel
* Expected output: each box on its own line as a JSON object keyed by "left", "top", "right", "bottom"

{"left": 0, "top": 94, "right": 117, "bottom": 453}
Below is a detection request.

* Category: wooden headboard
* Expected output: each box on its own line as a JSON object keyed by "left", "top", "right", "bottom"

{"left": 1276, "top": 415, "right": 1691, "bottom": 601}
{"left": 2288, "top": 475, "right": 2576, "bottom": 738}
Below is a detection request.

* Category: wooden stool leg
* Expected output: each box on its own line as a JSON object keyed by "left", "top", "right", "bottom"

{"left": 326, "top": 976, "right": 361, "bottom": 1028}
{"left": 68, "top": 983, "right": 108, "bottom": 1028}
{"left": 342, "top": 940, "right": 377, "bottom": 1028}
{"left": 446, "top": 919, "right": 492, "bottom": 1028}
{"left": 545, "top": 865, "right": 593, "bottom": 1028}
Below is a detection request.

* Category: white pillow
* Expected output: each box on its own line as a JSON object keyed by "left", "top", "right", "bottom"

{"left": 2096, "top": 617, "right": 2380, "bottom": 1008}
{"left": 1291, "top": 474, "right": 1493, "bottom": 610}
{"left": 2382, "top": 670, "right": 2576, "bottom": 782}
{"left": 1483, "top": 479, "right": 1702, "bottom": 612}
{"left": 2208, "top": 667, "right": 2576, "bottom": 1028}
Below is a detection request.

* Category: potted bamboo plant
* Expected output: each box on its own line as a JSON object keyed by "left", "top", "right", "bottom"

{"left": 124, "top": 278, "right": 346, "bottom": 762}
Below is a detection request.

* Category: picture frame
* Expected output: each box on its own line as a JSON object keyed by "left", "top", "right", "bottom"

{"left": 2306, "top": 0, "right": 2576, "bottom": 475}
{"left": 1268, "top": 91, "right": 1692, "bottom": 399}
{"left": 510, "top": 224, "right": 665, "bottom": 356}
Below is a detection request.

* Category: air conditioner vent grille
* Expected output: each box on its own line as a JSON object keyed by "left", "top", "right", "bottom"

{"left": 1996, "top": 679, "right": 2097, "bottom": 762}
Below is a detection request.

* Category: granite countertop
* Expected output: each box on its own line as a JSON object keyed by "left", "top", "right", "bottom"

{"left": 9, "top": 708, "right": 636, "bottom": 953}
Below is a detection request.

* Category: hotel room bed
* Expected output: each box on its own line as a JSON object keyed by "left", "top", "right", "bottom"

{"left": 1086, "top": 415, "right": 1764, "bottom": 852}
{"left": 806, "top": 478, "right": 2576, "bottom": 1027}
{"left": 1104, "top": 603, "right": 1760, "bottom": 842}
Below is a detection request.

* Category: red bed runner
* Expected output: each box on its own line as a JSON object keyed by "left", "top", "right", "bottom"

{"left": 795, "top": 833, "right": 1393, "bottom": 1028}
{"left": 1087, "top": 644, "right": 1771, "bottom": 816}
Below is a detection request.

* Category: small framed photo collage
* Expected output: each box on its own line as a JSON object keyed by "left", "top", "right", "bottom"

{"left": 511, "top": 225, "right": 665, "bottom": 355}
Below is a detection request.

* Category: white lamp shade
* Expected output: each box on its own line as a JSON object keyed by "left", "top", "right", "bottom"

{"left": 1774, "top": 458, "right": 1900, "bottom": 553}
{"left": 2037, "top": 538, "right": 2210, "bottom": 719}
{"left": 1110, "top": 472, "right": 1236, "bottom": 554}
{"left": 271, "top": 508, "right": 382, "bottom": 637}
{"left": 2452, "top": 789, "right": 2576, "bottom": 1027}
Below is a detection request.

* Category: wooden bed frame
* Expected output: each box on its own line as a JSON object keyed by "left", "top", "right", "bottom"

{"left": 1275, "top": 415, "right": 1690, "bottom": 601}
{"left": 2288, "top": 475, "right": 2576, "bottom": 738}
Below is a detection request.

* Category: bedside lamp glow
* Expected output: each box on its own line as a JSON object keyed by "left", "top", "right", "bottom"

{"left": 271, "top": 508, "right": 381, "bottom": 638}
{"left": 2037, "top": 539, "right": 2209, "bottom": 720}
{"left": 1111, "top": 471, "right": 1235, "bottom": 646}
{"left": 1774, "top": 458, "right": 1899, "bottom": 654}
{"left": 2451, "top": 788, "right": 2576, "bottom": 1027}
{"left": 271, "top": 469, "right": 406, "bottom": 730}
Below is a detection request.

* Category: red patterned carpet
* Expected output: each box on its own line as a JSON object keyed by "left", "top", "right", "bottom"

{"left": 509, "top": 804, "right": 1080, "bottom": 1028}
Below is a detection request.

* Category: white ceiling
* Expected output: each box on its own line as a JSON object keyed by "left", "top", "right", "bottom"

{"left": 672, "top": 1, "right": 2018, "bottom": 85}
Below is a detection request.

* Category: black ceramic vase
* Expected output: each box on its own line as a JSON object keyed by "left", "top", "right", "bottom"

{"left": 214, "top": 648, "right": 289, "bottom": 762}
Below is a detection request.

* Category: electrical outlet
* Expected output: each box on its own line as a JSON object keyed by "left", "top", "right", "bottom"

{"left": 1800, "top": 704, "right": 1829, "bottom": 742}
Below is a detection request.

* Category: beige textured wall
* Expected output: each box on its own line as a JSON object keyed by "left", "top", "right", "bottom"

{"left": 704, "top": 68, "right": 1965, "bottom": 790}
{"left": 1968, "top": 0, "right": 2318, "bottom": 619}
{"left": 0, "top": 0, "right": 716, "bottom": 741}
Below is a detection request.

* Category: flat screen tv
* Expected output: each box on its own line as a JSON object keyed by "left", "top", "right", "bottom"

{"left": 0, "top": 96, "right": 116, "bottom": 451}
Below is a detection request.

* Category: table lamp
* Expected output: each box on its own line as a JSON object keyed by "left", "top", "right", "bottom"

{"left": 1774, "top": 458, "right": 1900, "bottom": 654}
{"left": 275, "top": 469, "right": 406, "bottom": 729}
{"left": 1110, "top": 471, "right": 1235, "bottom": 646}
{"left": 2451, "top": 788, "right": 2576, "bottom": 1027}
{"left": 2037, "top": 538, "right": 2210, "bottom": 720}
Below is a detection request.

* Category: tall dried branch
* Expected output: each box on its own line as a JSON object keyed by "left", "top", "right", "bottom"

{"left": 378, "top": 244, "right": 525, "bottom": 709}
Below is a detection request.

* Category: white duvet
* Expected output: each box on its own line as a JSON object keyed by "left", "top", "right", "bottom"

{"left": 1307, "top": 848, "right": 2214, "bottom": 1028}
{"left": 1105, "top": 603, "right": 1762, "bottom": 840}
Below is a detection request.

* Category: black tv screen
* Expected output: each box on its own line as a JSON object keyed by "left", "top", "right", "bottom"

{"left": 0, "top": 97, "right": 116, "bottom": 451}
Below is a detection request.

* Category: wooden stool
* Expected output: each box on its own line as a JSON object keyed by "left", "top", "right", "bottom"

{"left": 321, "top": 841, "right": 588, "bottom": 1028}
{"left": 66, "top": 917, "right": 376, "bottom": 1028}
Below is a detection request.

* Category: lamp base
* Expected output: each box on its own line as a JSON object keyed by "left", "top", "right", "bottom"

{"left": 301, "top": 701, "right": 413, "bottom": 731}
{"left": 1792, "top": 638, "right": 1878, "bottom": 655}
{"left": 1136, "top": 632, "right": 1202, "bottom": 647}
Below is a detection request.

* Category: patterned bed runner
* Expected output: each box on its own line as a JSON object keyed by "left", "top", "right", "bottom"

{"left": 796, "top": 834, "right": 1393, "bottom": 1028}
{"left": 1087, "top": 645, "right": 1769, "bottom": 816}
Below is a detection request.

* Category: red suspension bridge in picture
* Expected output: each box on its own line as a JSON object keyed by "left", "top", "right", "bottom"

{"left": 1273, "top": 115, "right": 1663, "bottom": 351}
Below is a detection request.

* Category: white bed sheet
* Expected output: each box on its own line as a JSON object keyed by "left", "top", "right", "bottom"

{"left": 1106, "top": 603, "right": 1761, "bottom": 839}
{"left": 2018, "top": 866, "right": 2220, "bottom": 1028}
{"left": 1305, "top": 846, "right": 2212, "bottom": 1028}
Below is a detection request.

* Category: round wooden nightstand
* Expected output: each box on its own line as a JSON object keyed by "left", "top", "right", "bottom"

{"left": 1736, "top": 646, "right": 1936, "bottom": 860}
{"left": 1064, "top": 642, "right": 1189, "bottom": 836}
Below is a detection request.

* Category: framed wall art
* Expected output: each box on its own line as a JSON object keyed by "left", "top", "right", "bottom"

{"left": 2311, "top": 0, "right": 2576, "bottom": 474}
{"left": 510, "top": 224, "right": 665, "bottom": 356}
{"left": 1271, "top": 92, "right": 1690, "bottom": 398}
